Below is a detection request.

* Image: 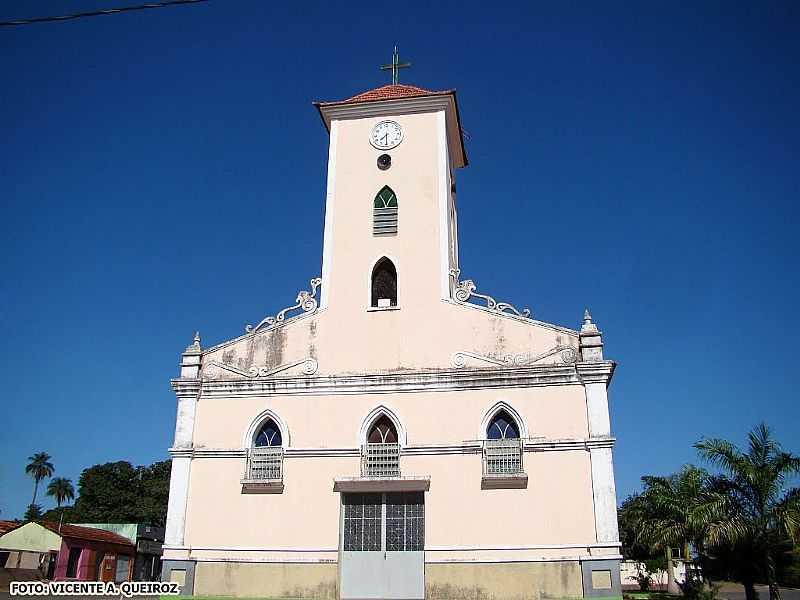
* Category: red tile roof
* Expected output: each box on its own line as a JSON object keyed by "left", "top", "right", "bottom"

{"left": 315, "top": 84, "right": 453, "bottom": 107}
{"left": 38, "top": 522, "right": 134, "bottom": 546}
{"left": 0, "top": 520, "right": 22, "bottom": 535}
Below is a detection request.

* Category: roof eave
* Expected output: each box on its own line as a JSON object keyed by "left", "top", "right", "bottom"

{"left": 312, "top": 91, "right": 468, "bottom": 169}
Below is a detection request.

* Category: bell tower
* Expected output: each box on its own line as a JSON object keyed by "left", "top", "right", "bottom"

{"left": 313, "top": 83, "right": 467, "bottom": 316}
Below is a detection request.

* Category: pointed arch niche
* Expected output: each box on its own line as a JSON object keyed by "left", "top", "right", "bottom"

{"left": 370, "top": 256, "right": 398, "bottom": 308}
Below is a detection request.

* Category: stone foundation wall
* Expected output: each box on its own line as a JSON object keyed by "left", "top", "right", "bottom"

{"left": 426, "top": 561, "right": 584, "bottom": 600}
{"left": 182, "top": 558, "right": 620, "bottom": 600}
{"left": 194, "top": 562, "right": 338, "bottom": 599}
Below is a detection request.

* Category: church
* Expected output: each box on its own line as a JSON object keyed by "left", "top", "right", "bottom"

{"left": 161, "top": 73, "right": 622, "bottom": 599}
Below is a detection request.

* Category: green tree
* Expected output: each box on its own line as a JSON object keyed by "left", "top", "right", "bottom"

{"left": 24, "top": 503, "right": 43, "bottom": 520}
{"left": 25, "top": 452, "right": 54, "bottom": 507}
{"left": 695, "top": 423, "right": 800, "bottom": 600}
{"left": 624, "top": 465, "right": 717, "bottom": 594}
{"left": 71, "top": 461, "right": 143, "bottom": 522}
{"left": 46, "top": 477, "right": 75, "bottom": 508}
{"left": 64, "top": 460, "right": 171, "bottom": 525}
{"left": 41, "top": 505, "right": 76, "bottom": 523}
{"left": 135, "top": 460, "right": 171, "bottom": 526}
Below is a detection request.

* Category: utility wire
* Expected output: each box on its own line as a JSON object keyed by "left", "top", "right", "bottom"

{"left": 0, "top": 0, "right": 209, "bottom": 27}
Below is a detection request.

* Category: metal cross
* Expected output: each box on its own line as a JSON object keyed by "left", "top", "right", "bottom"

{"left": 380, "top": 45, "right": 411, "bottom": 85}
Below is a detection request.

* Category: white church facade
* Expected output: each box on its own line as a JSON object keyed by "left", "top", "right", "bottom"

{"left": 161, "top": 83, "right": 622, "bottom": 599}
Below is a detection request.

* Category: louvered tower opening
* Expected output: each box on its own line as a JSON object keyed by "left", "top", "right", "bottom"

{"left": 373, "top": 185, "right": 398, "bottom": 235}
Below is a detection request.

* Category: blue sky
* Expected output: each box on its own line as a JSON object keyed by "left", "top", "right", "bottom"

{"left": 1, "top": 1, "right": 798, "bottom": 519}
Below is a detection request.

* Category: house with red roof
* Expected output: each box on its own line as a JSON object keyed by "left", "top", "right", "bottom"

{"left": 0, "top": 521, "right": 134, "bottom": 582}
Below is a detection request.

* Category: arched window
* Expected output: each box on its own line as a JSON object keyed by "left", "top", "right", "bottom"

{"left": 363, "top": 414, "right": 400, "bottom": 477}
{"left": 373, "top": 185, "right": 398, "bottom": 235}
{"left": 371, "top": 257, "right": 397, "bottom": 308}
{"left": 244, "top": 417, "right": 285, "bottom": 486}
{"left": 486, "top": 410, "right": 520, "bottom": 440}
{"left": 254, "top": 418, "right": 283, "bottom": 447}
{"left": 367, "top": 415, "right": 398, "bottom": 444}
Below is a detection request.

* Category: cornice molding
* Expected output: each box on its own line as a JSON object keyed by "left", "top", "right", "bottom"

{"left": 170, "top": 379, "right": 201, "bottom": 398}
{"left": 192, "top": 363, "right": 586, "bottom": 398}
{"left": 316, "top": 95, "right": 467, "bottom": 169}
{"left": 174, "top": 361, "right": 616, "bottom": 397}
{"left": 575, "top": 361, "right": 616, "bottom": 384}
{"left": 319, "top": 96, "right": 452, "bottom": 121}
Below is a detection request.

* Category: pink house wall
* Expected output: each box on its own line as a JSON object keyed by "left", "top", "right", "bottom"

{"left": 53, "top": 538, "right": 134, "bottom": 581}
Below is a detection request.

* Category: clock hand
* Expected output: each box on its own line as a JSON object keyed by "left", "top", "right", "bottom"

{"left": 381, "top": 132, "right": 389, "bottom": 144}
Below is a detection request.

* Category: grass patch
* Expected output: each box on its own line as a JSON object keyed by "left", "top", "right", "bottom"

{"left": 624, "top": 594, "right": 682, "bottom": 600}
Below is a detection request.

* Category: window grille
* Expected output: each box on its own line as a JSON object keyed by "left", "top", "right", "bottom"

{"left": 343, "top": 493, "right": 382, "bottom": 551}
{"left": 361, "top": 442, "right": 400, "bottom": 477}
{"left": 244, "top": 446, "right": 284, "bottom": 481}
{"left": 386, "top": 492, "right": 424, "bottom": 551}
{"left": 373, "top": 186, "right": 398, "bottom": 235}
{"left": 483, "top": 438, "right": 523, "bottom": 475}
{"left": 343, "top": 493, "right": 424, "bottom": 552}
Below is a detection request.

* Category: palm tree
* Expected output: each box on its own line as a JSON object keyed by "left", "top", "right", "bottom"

{"left": 46, "top": 477, "right": 75, "bottom": 508}
{"left": 695, "top": 423, "right": 800, "bottom": 600}
{"left": 25, "top": 452, "right": 54, "bottom": 507}
{"left": 627, "top": 465, "right": 717, "bottom": 594}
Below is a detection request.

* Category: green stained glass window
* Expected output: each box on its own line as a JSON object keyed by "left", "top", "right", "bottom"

{"left": 374, "top": 186, "right": 398, "bottom": 209}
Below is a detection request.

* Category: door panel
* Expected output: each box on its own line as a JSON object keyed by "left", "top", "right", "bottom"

{"left": 384, "top": 551, "right": 424, "bottom": 599}
{"left": 85, "top": 551, "right": 97, "bottom": 580}
{"left": 384, "top": 493, "right": 424, "bottom": 598}
{"left": 340, "top": 492, "right": 424, "bottom": 600}
{"left": 341, "top": 551, "right": 387, "bottom": 600}
{"left": 115, "top": 556, "right": 130, "bottom": 582}
{"left": 100, "top": 555, "right": 115, "bottom": 582}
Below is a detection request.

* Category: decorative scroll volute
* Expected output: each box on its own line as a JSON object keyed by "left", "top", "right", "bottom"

{"left": 452, "top": 346, "right": 578, "bottom": 369}
{"left": 246, "top": 278, "right": 322, "bottom": 334}
{"left": 450, "top": 270, "right": 531, "bottom": 319}
{"left": 204, "top": 358, "right": 319, "bottom": 380}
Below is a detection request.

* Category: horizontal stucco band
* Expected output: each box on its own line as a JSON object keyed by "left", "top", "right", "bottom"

{"left": 184, "top": 556, "right": 622, "bottom": 564}
{"left": 168, "top": 436, "right": 615, "bottom": 458}
{"left": 168, "top": 550, "right": 622, "bottom": 566}
{"left": 170, "top": 542, "right": 620, "bottom": 553}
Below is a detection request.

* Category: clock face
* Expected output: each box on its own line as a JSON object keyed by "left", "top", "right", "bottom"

{"left": 370, "top": 120, "right": 403, "bottom": 150}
